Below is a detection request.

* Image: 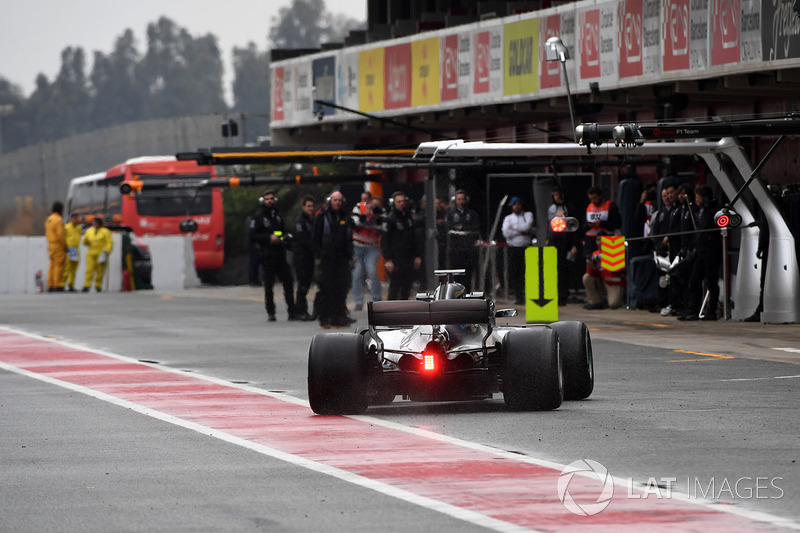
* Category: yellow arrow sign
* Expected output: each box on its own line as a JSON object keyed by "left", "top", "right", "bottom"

{"left": 525, "top": 246, "right": 558, "bottom": 323}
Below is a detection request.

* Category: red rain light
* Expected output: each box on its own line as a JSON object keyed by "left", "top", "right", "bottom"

{"left": 550, "top": 217, "right": 567, "bottom": 232}
{"left": 423, "top": 353, "right": 437, "bottom": 372}
{"left": 716, "top": 214, "right": 729, "bottom": 228}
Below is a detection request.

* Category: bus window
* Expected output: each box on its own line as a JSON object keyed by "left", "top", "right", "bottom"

{"left": 98, "top": 175, "right": 122, "bottom": 218}
{"left": 66, "top": 172, "right": 118, "bottom": 220}
{"left": 136, "top": 188, "right": 213, "bottom": 217}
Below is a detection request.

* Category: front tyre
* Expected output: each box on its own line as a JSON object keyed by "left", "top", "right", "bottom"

{"left": 502, "top": 328, "right": 563, "bottom": 411}
{"left": 550, "top": 321, "right": 594, "bottom": 400}
{"left": 308, "top": 332, "right": 368, "bottom": 415}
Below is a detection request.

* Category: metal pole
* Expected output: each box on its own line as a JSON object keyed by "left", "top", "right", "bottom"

{"left": 562, "top": 61, "right": 577, "bottom": 143}
{"left": 503, "top": 246, "right": 509, "bottom": 300}
{"left": 490, "top": 245, "right": 498, "bottom": 298}
{"left": 722, "top": 227, "right": 728, "bottom": 321}
{"left": 625, "top": 243, "right": 631, "bottom": 309}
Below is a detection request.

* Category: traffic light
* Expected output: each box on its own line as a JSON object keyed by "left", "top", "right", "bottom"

{"left": 714, "top": 208, "right": 742, "bottom": 229}
{"left": 550, "top": 216, "right": 580, "bottom": 233}
{"left": 221, "top": 119, "right": 239, "bottom": 137}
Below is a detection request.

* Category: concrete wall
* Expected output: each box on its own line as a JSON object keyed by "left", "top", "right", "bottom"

{"left": 0, "top": 114, "right": 236, "bottom": 218}
{"left": 0, "top": 235, "right": 199, "bottom": 294}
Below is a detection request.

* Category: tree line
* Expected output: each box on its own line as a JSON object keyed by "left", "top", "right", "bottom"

{"left": 0, "top": 0, "right": 362, "bottom": 152}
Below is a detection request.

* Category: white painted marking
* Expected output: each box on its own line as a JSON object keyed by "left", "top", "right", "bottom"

{"left": 773, "top": 347, "right": 800, "bottom": 354}
{"left": 720, "top": 375, "right": 800, "bottom": 382}
{"left": 3, "top": 325, "right": 800, "bottom": 531}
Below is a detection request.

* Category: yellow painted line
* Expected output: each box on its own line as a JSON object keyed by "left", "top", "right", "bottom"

{"left": 668, "top": 349, "right": 736, "bottom": 363}
{"left": 620, "top": 321, "right": 670, "bottom": 328}
{"left": 160, "top": 295, "right": 173, "bottom": 300}
{"left": 588, "top": 323, "right": 670, "bottom": 332}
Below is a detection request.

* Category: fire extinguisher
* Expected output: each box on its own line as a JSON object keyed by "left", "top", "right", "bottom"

{"left": 35, "top": 270, "right": 44, "bottom": 293}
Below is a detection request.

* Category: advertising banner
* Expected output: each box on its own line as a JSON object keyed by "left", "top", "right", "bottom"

{"left": 359, "top": 47, "right": 385, "bottom": 112}
{"left": 577, "top": 1, "right": 618, "bottom": 89}
{"left": 312, "top": 56, "right": 336, "bottom": 116}
{"left": 578, "top": 8, "right": 602, "bottom": 79}
{"left": 504, "top": 18, "right": 540, "bottom": 95}
{"left": 412, "top": 37, "right": 441, "bottom": 107}
{"left": 269, "top": 0, "right": 800, "bottom": 129}
{"left": 441, "top": 34, "right": 460, "bottom": 101}
{"left": 761, "top": 0, "right": 800, "bottom": 60}
{"left": 618, "top": 0, "right": 644, "bottom": 78}
{"left": 292, "top": 61, "right": 313, "bottom": 122}
{"left": 642, "top": 0, "right": 661, "bottom": 76}
{"left": 272, "top": 67, "right": 285, "bottom": 121}
{"left": 385, "top": 43, "right": 412, "bottom": 110}
{"left": 711, "top": 0, "right": 742, "bottom": 65}
{"left": 540, "top": 14, "right": 564, "bottom": 89}
{"left": 663, "top": 0, "right": 691, "bottom": 71}
{"left": 336, "top": 49, "right": 359, "bottom": 113}
{"left": 473, "top": 25, "right": 504, "bottom": 98}
{"left": 740, "top": 0, "right": 763, "bottom": 62}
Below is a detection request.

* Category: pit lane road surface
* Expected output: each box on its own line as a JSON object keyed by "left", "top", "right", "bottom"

{"left": 1, "top": 288, "right": 799, "bottom": 532}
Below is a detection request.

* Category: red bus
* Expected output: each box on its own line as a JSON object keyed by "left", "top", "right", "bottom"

{"left": 66, "top": 156, "right": 225, "bottom": 282}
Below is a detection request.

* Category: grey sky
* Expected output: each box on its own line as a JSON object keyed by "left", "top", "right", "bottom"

{"left": 0, "top": 0, "right": 366, "bottom": 104}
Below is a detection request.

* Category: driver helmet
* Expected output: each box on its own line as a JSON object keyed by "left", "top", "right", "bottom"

{"left": 434, "top": 281, "right": 466, "bottom": 300}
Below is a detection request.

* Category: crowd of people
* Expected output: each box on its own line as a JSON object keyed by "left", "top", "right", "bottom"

{"left": 248, "top": 178, "right": 726, "bottom": 327}
{"left": 44, "top": 201, "right": 114, "bottom": 293}
{"left": 249, "top": 188, "right": 492, "bottom": 328}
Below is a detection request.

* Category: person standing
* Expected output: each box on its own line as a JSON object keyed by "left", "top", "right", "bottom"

{"left": 650, "top": 184, "right": 678, "bottom": 313}
{"left": 501, "top": 197, "right": 534, "bottom": 305}
{"left": 82, "top": 217, "right": 113, "bottom": 292}
{"left": 44, "top": 201, "right": 67, "bottom": 292}
{"left": 249, "top": 191, "right": 297, "bottom": 322}
{"left": 292, "top": 195, "right": 317, "bottom": 321}
{"left": 445, "top": 190, "right": 481, "bottom": 291}
{"left": 313, "top": 190, "right": 354, "bottom": 328}
{"left": 674, "top": 183, "right": 697, "bottom": 317}
{"left": 547, "top": 186, "right": 578, "bottom": 306}
{"left": 583, "top": 186, "right": 621, "bottom": 260}
{"left": 351, "top": 194, "right": 383, "bottom": 310}
{"left": 381, "top": 191, "right": 423, "bottom": 300}
{"left": 679, "top": 186, "right": 723, "bottom": 321}
{"left": 63, "top": 213, "right": 83, "bottom": 292}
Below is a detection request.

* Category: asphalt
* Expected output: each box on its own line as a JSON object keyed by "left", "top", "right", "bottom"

{"left": 167, "top": 284, "right": 800, "bottom": 366}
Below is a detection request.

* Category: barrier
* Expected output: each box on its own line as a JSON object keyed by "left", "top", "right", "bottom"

{"left": 0, "top": 234, "right": 199, "bottom": 294}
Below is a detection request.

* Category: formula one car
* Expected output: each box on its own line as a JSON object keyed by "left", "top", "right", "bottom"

{"left": 308, "top": 270, "right": 593, "bottom": 415}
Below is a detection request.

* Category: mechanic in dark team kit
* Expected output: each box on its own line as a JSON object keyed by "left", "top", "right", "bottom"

{"left": 313, "top": 190, "right": 354, "bottom": 328}
{"left": 445, "top": 190, "right": 481, "bottom": 291}
{"left": 249, "top": 191, "right": 298, "bottom": 322}
{"left": 292, "top": 195, "right": 317, "bottom": 321}
{"left": 381, "top": 191, "right": 423, "bottom": 300}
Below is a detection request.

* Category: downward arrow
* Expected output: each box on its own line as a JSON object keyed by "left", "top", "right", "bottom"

{"left": 530, "top": 247, "right": 552, "bottom": 307}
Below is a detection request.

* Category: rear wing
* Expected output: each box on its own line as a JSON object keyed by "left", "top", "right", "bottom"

{"left": 368, "top": 299, "right": 490, "bottom": 327}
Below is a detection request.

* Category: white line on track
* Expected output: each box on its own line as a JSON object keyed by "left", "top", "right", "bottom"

{"left": 773, "top": 347, "right": 800, "bottom": 354}
{"left": 2, "top": 325, "right": 800, "bottom": 531}
{"left": 720, "top": 375, "right": 800, "bottom": 382}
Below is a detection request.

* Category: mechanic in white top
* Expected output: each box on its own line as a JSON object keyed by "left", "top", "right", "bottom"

{"left": 501, "top": 197, "right": 534, "bottom": 305}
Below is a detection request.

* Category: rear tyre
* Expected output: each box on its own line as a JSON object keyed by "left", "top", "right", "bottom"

{"left": 370, "top": 385, "right": 396, "bottom": 405}
{"left": 550, "top": 321, "right": 594, "bottom": 400}
{"left": 502, "top": 328, "right": 563, "bottom": 411}
{"left": 308, "top": 332, "right": 368, "bottom": 415}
